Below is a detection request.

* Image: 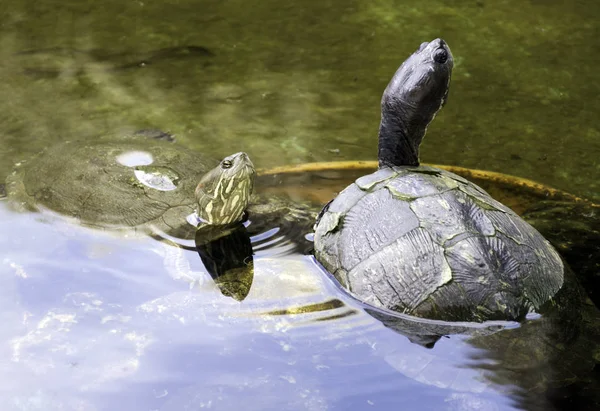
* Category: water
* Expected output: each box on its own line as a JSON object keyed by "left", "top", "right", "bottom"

{"left": 0, "top": 207, "right": 542, "bottom": 411}
{"left": 2, "top": 166, "right": 599, "bottom": 410}
{"left": 1, "top": 0, "right": 599, "bottom": 410}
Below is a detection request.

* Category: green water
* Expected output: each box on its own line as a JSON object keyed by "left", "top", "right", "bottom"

{"left": 0, "top": 0, "right": 598, "bottom": 201}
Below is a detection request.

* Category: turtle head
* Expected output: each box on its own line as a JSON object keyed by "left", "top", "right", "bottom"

{"left": 195, "top": 152, "right": 255, "bottom": 225}
{"left": 378, "top": 38, "right": 453, "bottom": 168}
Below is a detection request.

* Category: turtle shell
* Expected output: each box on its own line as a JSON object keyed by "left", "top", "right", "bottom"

{"left": 313, "top": 165, "right": 565, "bottom": 322}
{"left": 6, "top": 134, "right": 218, "bottom": 239}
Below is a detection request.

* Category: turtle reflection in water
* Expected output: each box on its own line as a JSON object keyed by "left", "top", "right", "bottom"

{"left": 195, "top": 223, "right": 254, "bottom": 301}
{"left": 261, "top": 161, "right": 600, "bottom": 408}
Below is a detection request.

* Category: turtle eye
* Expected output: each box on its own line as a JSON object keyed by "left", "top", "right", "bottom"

{"left": 221, "top": 159, "right": 233, "bottom": 169}
{"left": 433, "top": 48, "right": 448, "bottom": 64}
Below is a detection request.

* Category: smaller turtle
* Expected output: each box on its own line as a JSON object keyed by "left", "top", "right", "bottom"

{"left": 313, "top": 39, "right": 565, "bottom": 322}
{"left": 5, "top": 131, "right": 255, "bottom": 240}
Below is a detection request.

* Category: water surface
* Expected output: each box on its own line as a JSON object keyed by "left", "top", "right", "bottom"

{"left": 0, "top": 0, "right": 598, "bottom": 199}
{"left": 1, "top": 1, "right": 599, "bottom": 410}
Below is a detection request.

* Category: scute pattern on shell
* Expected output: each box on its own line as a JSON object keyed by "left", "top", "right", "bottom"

{"left": 7, "top": 136, "right": 217, "bottom": 238}
{"left": 314, "top": 167, "right": 565, "bottom": 322}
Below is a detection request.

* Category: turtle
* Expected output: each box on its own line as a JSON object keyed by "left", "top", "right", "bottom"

{"left": 313, "top": 39, "right": 565, "bottom": 322}
{"left": 5, "top": 130, "right": 255, "bottom": 242}
{"left": 258, "top": 160, "right": 600, "bottom": 407}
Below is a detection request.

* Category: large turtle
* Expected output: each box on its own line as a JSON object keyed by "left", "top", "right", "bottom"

{"left": 5, "top": 130, "right": 255, "bottom": 240}
{"left": 256, "top": 160, "right": 600, "bottom": 408}
{"left": 313, "top": 39, "right": 565, "bottom": 322}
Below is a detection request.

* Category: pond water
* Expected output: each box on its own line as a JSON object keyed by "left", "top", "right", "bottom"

{"left": 0, "top": 0, "right": 599, "bottom": 410}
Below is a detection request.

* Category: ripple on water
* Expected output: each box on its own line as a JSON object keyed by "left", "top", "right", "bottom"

{"left": 1, "top": 198, "right": 598, "bottom": 410}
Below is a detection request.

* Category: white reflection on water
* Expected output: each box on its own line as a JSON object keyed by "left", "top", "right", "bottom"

{"left": 0, "top": 205, "right": 542, "bottom": 411}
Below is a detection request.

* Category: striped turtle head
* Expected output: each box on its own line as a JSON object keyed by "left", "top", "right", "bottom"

{"left": 195, "top": 152, "right": 255, "bottom": 225}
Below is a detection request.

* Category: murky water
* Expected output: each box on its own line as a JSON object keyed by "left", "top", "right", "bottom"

{"left": 1, "top": 0, "right": 599, "bottom": 410}
{"left": 0, "top": 0, "right": 598, "bottom": 200}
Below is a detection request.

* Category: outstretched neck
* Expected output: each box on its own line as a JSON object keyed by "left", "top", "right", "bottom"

{"left": 377, "top": 104, "right": 428, "bottom": 168}
{"left": 375, "top": 38, "right": 453, "bottom": 168}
